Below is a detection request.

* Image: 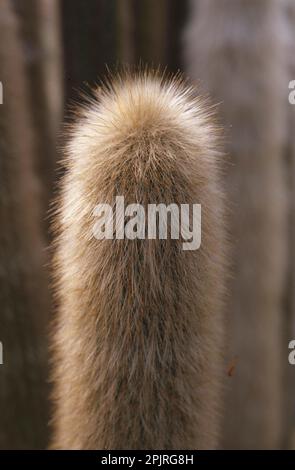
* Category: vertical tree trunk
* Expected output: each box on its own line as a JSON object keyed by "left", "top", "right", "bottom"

{"left": 0, "top": 0, "right": 50, "bottom": 449}
{"left": 283, "top": 0, "right": 295, "bottom": 450}
{"left": 116, "top": 0, "right": 135, "bottom": 65}
{"left": 184, "top": 0, "right": 287, "bottom": 449}
{"left": 134, "top": 0, "right": 169, "bottom": 67}
{"left": 61, "top": 0, "right": 117, "bottom": 103}
{"left": 116, "top": 0, "right": 188, "bottom": 71}
{"left": 166, "top": 0, "right": 189, "bottom": 73}
{"left": 12, "top": 0, "right": 63, "bottom": 221}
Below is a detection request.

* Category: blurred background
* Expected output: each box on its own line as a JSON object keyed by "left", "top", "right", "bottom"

{"left": 0, "top": 0, "right": 295, "bottom": 450}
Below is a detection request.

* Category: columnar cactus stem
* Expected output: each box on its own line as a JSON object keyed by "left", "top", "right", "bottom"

{"left": 50, "top": 72, "right": 227, "bottom": 449}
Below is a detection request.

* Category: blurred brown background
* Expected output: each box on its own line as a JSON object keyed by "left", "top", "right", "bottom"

{"left": 0, "top": 0, "right": 295, "bottom": 450}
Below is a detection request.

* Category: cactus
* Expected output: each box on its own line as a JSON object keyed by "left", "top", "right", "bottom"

{"left": 50, "top": 72, "right": 227, "bottom": 449}
{"left": 184, "top": 0, "right": 288, "bottom": 449}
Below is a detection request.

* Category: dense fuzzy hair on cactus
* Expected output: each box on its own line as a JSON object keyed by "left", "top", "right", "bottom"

{"left": 50, "top": 71, "right": 227, "bottom": 450}
{"left": 184, "top": 0, "right": 288, "bottom": 449}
